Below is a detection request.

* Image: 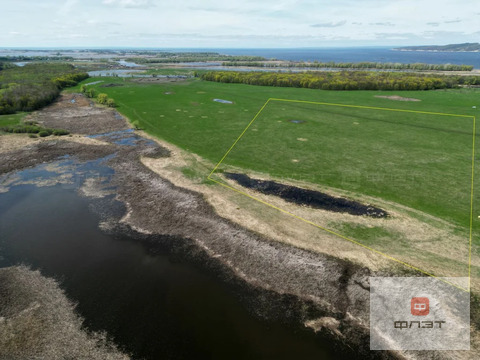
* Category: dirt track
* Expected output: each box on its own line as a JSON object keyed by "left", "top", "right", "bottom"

{"left": 0, "top": 93, "right": 477, "bottom": 360}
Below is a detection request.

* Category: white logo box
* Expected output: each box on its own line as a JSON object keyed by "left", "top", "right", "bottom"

{"left": 370, "top": 277, "right": 470, "bottom": 350}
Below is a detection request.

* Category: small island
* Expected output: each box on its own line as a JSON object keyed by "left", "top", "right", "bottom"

{"left": 395, "top": 42, "right": 480, "bottom": 52}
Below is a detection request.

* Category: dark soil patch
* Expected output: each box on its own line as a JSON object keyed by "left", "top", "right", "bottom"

{"left": 224, "top": 173, "right": 388, "bottom": 218}
{"left": 100, "top": 83, "right": 125, "bottom": 88}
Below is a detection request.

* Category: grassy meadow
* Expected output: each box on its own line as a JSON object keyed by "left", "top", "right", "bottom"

{"left": 76, "top": 77, "right": 480, "bottom": 245}
{"left": 0, "top": 112, "right": 27, "bottom": 128}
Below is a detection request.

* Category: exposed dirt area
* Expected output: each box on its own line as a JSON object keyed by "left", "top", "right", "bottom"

{"left": 1, "top": 93, "right": 478, "bottom": 360}
{"left": 100, "top": 83, "right": 125, "bottom": 88}
{"left": 32, "top": 93, "right": 129, "bottom": 135}
{"left": 374, "top": 95, "right": 421, "bottom": 102}
{"left": 0, "top": 139, "right": 113, "bottom": 175}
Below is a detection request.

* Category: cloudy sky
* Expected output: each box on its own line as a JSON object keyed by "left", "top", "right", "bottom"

{"left": 2, "top": 0, "right": 479, "bottom": 48}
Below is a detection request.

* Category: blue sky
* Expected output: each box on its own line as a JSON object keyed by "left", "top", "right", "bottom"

{"left": 2, "top": 0, "right": 480, "bottom": 48}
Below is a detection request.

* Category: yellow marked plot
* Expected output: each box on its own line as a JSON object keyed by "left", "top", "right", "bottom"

{"left": 208, "top": 98, "right": 476, "bottom": 293}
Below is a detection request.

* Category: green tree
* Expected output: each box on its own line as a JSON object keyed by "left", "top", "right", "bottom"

{"left": 97, "top": 93, "right": 108, "bottom": 104}
{"left": 106, "top": 98, "right": 116, "bottom": 107}
{"left": 85, "top": 88, "right": 96, "bottom": 98}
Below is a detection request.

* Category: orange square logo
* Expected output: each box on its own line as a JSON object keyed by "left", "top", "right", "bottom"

{"left": 411, "top": 297, "right": 429, "bottom": 316}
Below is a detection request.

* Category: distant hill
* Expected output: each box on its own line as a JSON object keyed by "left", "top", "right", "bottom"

{"left": 395, "top": 43, "right": 480, "bottom": 52}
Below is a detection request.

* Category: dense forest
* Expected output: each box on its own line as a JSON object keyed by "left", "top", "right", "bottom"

{"left": 0, "top": 63, "right": 88, "bottom": 115}
{"left": 201, "top": 70, "right": 480, "bottom": 91}
{"left": 222, "top": 61, "right": 474, "bottom": 71}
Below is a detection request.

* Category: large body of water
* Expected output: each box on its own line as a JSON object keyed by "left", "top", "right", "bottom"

{"left": 174, "top": 47, "right": 480, "bottom": 68}
{"left": 0, "top": 158, "right": 352, "bottom": 359}
{"left": 2, "top": 47, "right": 479, "bottom": 67}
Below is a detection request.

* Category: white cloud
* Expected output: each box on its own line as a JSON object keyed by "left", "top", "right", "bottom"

{"left": 102, "top": 0, "right": 155, "bottom": 9}
{"left": 0, "top": 0, "right": 479, "bottom": 47}
{"left": 311, "top": 21, "right": 346, "bottom": 28}
{"left": 444, "top": 18, "right": 462, "bottom": 23}
{"left": 369, "top": 22, "right": 395, "bottom": 27}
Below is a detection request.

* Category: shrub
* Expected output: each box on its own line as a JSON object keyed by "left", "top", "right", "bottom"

{"left": 52, "top": 129, "right": 69, "bottom": 136}
{"left": 38, "top": 130, "right": 50, "bottom": 137}
{"left": 132, "top": 120, "right": 141, "bottom": 130}
{"left": 85, "top": 88, "right": 96, "bottom": 98}
{"left": 1, "top": 125, "right": 41, "bottom": 134}
{"left": 28, "top": 134, "right": 37, "bottom": 138}
{"left": 106, "top": 98, "right": 116, "bottom": 107}
{"left": 97, "top": 93, "right": 108, "bottom": 105}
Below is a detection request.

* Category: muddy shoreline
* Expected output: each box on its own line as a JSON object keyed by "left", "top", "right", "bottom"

{"left": 0, "top": 93, "right": 474, "bottom": 359}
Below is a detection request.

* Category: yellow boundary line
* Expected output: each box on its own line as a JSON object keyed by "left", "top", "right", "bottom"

{"left": 469, "top": 116, "right": 477, "bottom": 292}
{"left": 208, "top": 98, "right": 476, "bottom": 293}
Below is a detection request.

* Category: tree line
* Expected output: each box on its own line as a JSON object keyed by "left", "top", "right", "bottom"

{"left": 221, "top": 61, "right": 474, "bottom": 72}
{"left": 0, "top": 56, "right": 74, "bottom": 62}
{"left": 0, "top": 63, "right": 88, "bottom": 115}
{"left": 201, "top": 71, "right": 480, "bottom": 91}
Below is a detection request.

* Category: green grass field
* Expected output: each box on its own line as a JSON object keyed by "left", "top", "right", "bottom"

{"left": 77, "top": 77, "right": 480, "bottom": 240}
{"left": 0, "top": 113, "right": 28, "bottom": 128}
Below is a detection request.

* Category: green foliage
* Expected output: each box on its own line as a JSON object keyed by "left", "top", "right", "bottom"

{"left": 97, "top": 93, "right": 108, "bottom": 104}
{"left": 28, "top": 133, "right": 37, "bottom": 138}
{"left": 95, "top": 93, "right": 115, "bottom": 107}
{"left": 85, "top": 88, "right": 96, "bottom": 98}
{"left": 0, "top": 63, "right": 89, "bottom": 115}
{"left": 202, "top": 70, "right": 480, "bottom": 91}
{"left": 126, "top": 52, "right": 266, "bottom": 64}
{"left": 53, "top": 73, "right": 89, "bottom": 88}
{"left": 131, "top": 120, "right": 141, "bottom": 129}
{"left": 0, "top": 55, "right": 74, "bottom": 62}
{"left": 52, "top": 129, "right": 69, "bottom": 136}
{"left": 222, "top": 61, "right": 474, "bottom": 71}
{"left": 1, "top": 122, "right": 68, "bottom": 136}
{"left": 1, "top": 124, "right": 41, "bottom": 134}
{"left": 23, "top": 120, "right": 38, "bottom": 126}
{"left": 0, "top": 112, "right": 27, "bottom": 127}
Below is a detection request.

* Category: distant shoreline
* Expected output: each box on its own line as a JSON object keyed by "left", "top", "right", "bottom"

{"left": 394, "top": 42, "right": 480, "bottom": 53}
{"left": 394, "top": 49, "right": 480, "bottom": 53}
